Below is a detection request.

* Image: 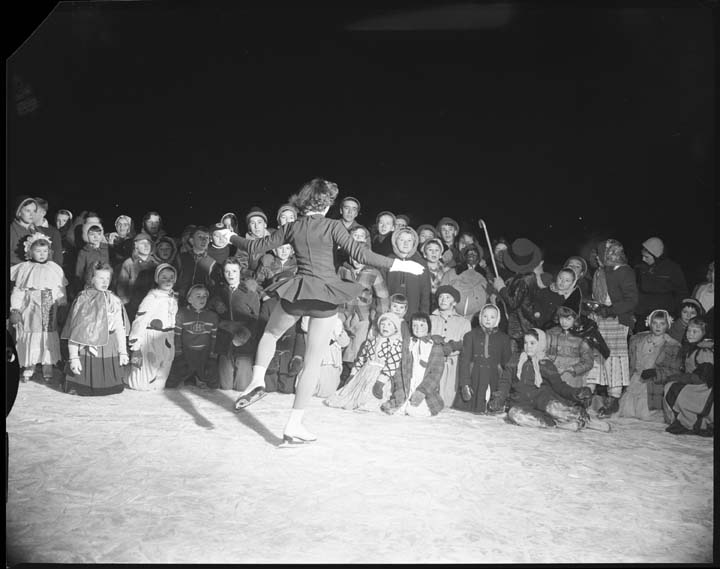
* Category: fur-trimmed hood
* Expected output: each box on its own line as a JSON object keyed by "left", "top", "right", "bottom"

{"left": 391, "top": 226, "right": 419, "bottom": 260}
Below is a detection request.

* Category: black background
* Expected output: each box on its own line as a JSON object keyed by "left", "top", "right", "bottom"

{"left": 6, "top": 1, "right": 716, "bottom": 285}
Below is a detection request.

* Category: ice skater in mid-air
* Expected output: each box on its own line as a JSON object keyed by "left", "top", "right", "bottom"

{"left": 226, "top": 178, "right": 425, "bottom": 446}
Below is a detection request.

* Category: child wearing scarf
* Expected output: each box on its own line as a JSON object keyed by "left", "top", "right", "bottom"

{"left": 488, "top": 328, "right": 606, "bottom": 431}
{"left": 125, "top": 263, "right": 179, "bottom": 391}
{"left": 10, "top": 235, "right": 67, "bottom": 382}
{"left": 453, "top": 304, "right": 512, "bottom": 414}
{"left": 325, "top": 311, "right": 403, "bottom": 412}
{"left": 61, "top": 261, "right": 130, "bottom": 395}
{"left": 618, "top": 309, "right": 682, "bottom": 421}
{"left": 381, "top": 312, "right": 446, "bottom": 417}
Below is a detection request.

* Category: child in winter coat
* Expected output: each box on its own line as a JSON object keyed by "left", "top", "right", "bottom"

{"left": 325, "top": 311, "right": 403, "bottom": 412}
{"left": 663, "top": 363, "right": 713, "bottom": 436}
{"left": 618, "top": 309, "right": 682, "bottom": 421}
{"left": 107, "top": 214, "right": 136, "bottom": 271}
{"left": 488, "top": 328, "right": 604, "bottom": 432}
{"left": 304, "top": 314, "right": 350, "bottom": 397}
{"left": 429, "top": 285, "right": 472, "bottom": 408}
{"left": 381, "top": 312, "right": 446, "bottom": 417}
{"left": 176, "top": 226, "right": 217, "bottom": 300}
{"left": 255, "top": 243, "right": 297, "bottom": 293}
{"left": 544, "top": 304, "right": 595, "bottom": 389}
{"left": 453, "top": 304, "right": 512, "bottom": 414}
{"left": 74, "top": 222, "right": 110, "bottom": 296}
{"left": 207, "top": 222, "right": 237, "bottom": 266}
{"left": 370, "top": 211, "right": 395, "bottom": 257}
{"left": 152, "top": 235, "right": 180, "bottom": 272}
{"left": 116, "top": 232, "right": 159, "bottom": 321}
{"left": 668, "top": 298, "right": 704, "bottom": 344}
{"left": 61, "top": 262, "right": 130, "bottom": 395}
{"left": 9, "top": 235, "right": 67, "bottom": 382}
{"left": 166, "top": 284, "right": 219, "bottom": 389}
{"left": 421, "top": 238, "right": 449, "bottom": 301}
{"left": 125, "top": 263, "right": 179, "bottom": 391}
{"left": 385, "top": 227, "right": 431, "bottom": 319}
{"left": 532, "top": 268, "right": 582, "bottom": 330}
{"left": 680, "top": 316, "right": 713, "bottom": 374}
{"left": 563, "top": 256, "right": 592, "bottom": 301}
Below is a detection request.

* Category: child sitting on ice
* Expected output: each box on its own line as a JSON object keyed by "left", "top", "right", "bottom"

{"left": 61, "top": 262, "right": 131, "bottom": 395}
{"left": 544, "top": 301, "right": 595, "bottom": 389}
{"left": 618, "top": 309, "right": 682, "bottom": 421}
{"left": 125, "top": 263, "right": 179, "bottom": 391}
{"left": 453, "top": 304, "right": 512, "bottom": 414}
{"left": 381, "top": 312, "right": 446, "bottom": 417}
{"left": 166, "top": 284, "right": 219, "bottom": 389}
{"left": 9, "top": 235, "right": 67, "bottom": 382}
{"left": 325, "top": 311, "right": 403, "bottom": 412}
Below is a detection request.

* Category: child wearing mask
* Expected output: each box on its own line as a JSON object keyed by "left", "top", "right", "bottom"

{"left": 125, "top": 263, "right": 179, "bottom": 391}
{"left": 61, "top": 262, "right": 130, "bottom": 395}
{"left": 430, "top": 285, "right": 471, "bottom": 408}
{"left": 166, "top": 284, "right": 219, "bottom": 389}
{"left": 381, "top": 312, "right": 446, "bottom": 417}
{"left": 9, "top": 235, "right": 67, "bottom": 382}
{"left": 454, "top": 304, "right": 512, "bottom": 414}
{"left": 325, "top": 311, "right": 403, "bottom": 412}
{"left": 618, "top": 309, "right": 682, "bottom": 421}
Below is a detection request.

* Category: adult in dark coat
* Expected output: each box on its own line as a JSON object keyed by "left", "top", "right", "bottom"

{"left": 228, "top": 179, "right": 424, "bottom": 444}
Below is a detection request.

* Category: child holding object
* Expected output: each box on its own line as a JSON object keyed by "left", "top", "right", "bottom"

{"left": 9, "top": 235, "right": 67, "bottom": 383}
{"left": 61, "top": 262, "right": 130, "bottom": 396}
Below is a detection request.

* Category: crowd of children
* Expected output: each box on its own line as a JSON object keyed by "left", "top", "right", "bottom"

{"left": 7, "top": 191, "right": 715, "bottom": 437}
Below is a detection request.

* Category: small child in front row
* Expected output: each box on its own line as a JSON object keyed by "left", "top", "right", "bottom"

{"left": 325, "top": 311, "right": 404, "bottom": 412}
{"left": 61, "top": 262, "right": 131, "bottom": 395}
{"left": 166, "top": 284, "right": 219, "bottom": 389}
{"left": 305, "top": 314, "right": 350, "bottom": 398}
{"left": 453, "top": 304, "right": 512, "bottom": 414}
{"left": 9, "top": 235, "right": 68, "bottom": 382}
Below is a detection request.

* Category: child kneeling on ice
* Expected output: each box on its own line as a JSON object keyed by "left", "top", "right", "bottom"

{"left": 381, "top": 312, "right": 445, "bottom": 417}
{"left": 487, "top": 328, "right": 609, "bottom": 431}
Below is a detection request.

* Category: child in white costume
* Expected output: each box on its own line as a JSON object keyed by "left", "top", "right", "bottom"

{"left": 125, "top": 263, "right": 179, "bottom": 390}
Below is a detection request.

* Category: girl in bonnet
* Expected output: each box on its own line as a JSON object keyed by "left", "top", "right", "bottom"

{"left": 125, "top": 263, "right": 179, "bottom": 391}
{"left": 618, "top": 309, "right": 682, "bottom": 421}
{"left": 61, "top": 261, "right": 130, "bottom": 395}
{"left": 9, "top": 234, "right": 67, "bottom": 382}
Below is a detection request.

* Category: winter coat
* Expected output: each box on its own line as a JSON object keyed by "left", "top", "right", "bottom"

{"left": 545, "top": 326, "right": 594, "bottom": 380}
{"left": 597, "top": 264, "right": 639, "bottom": 328}
{"left": 371, "top": 232, "right": 394, "bottom": 257}
{"left": 337, "top": 263, "right": 390, "bottom": 323}
{"left": 496, "top": 354, "right": 578, "bottom": 409}
{"left": 457, "top": 326, "right": 512, "bottom": 391}
{"left": 386, "top": 228, "right": 431, "bottom": 319}
{"left": 382, "top": 336, "right": 445, "bottom": 416}
{"left": 681, "top": 339, "right": 714, "bottom": 374}
{"left": 255, "top": 253, "right": 298, "bottom": 289}
{"left": 35, "top": 222, "right": 64, "bottom": 267}
{"left": 209, "top": 283, "right": 262, "bottom": 356}
{"left": 497, "top": 273, "right": 538, "bottom": 343}
{"left": 531, "top": 287, "right": 582, "bottom": 331}
{"left": 636, "top": 257, "right": 689, "bottom": 317}
{"left": 176, "top": 251, "right": 217, "bottom": 299}
{"left": 74, "top": 243, "right": 110, "bottom": 291}
{"left": 628, "top": 332, "right": 682, "bottom": 410}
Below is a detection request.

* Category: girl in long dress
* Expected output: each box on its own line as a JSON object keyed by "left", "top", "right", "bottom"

{"left": 9, "top": 235, "right": 67, "bottom": 382}
{"left": 227, "top": 179, "right": 423, "bottom": 445}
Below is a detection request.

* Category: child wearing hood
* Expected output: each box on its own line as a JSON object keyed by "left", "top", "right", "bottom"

{"left": 563, "top": 256, "right": 592, "bottom": 301}
{"left": 61, "top": 261, "right": 130, "bottom": 395}
{"left": 618, "top": 309, "right": 682, "bottom": 421}
{"left": 668, "top": 298, "right": 704, "bottom": 344}
{"left": 107, "top": 214, "right": 136, "bottom": 270}
{"left": 325, "top": 311, "right": 403, "bottom": 412}
{"left": 74, "top": 222, "right": 110, "bottom": 296}
{"left": 152, "top": 234, "right": 180, "bottom": 271}
{"left": 125, "top": 263, "right": 179, "bottom": 391}
{"left": 453, "top": 303, "right": 512, "bottom": 414}
{"left": 429, "top": 285, "right": 471, "bottom": 408}
{"left": 385, "top": 226, "right": 431, "bottom": 320}
{"left": 9, "top": 196, "right": 38, "bottom": 267}
{"left": 166, "top": 284, "right": 219, "bottom": 389}
{"left": 220, "top": 212, "right": 239, "bottom": 234}
{"left": 381, "top": 312, "right": 446, "bottom": 417}
{"left": 9, "top": 234, "right": 68, "bottom": 382}
{"left": 488, "top": 328, "right": 606, "bottom": 431}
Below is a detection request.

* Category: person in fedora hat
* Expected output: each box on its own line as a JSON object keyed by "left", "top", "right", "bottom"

{"left": 492, "top": 238, "right": 545, "bottom": 353}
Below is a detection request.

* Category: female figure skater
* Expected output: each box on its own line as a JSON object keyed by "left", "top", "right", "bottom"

{"left": 227, "top": 178, "right": 424, "bottom": 445}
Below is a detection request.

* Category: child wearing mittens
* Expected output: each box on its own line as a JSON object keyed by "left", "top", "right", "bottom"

{"left": 9, "top": 234, "right": 68, "bottom": 382}
{"left": 61, "top": 262, "right": 130, "bottom": 395}
{"left": 453, "top": 304, "right": 512, "bottom": 414}
{"left": 325, "top": 311, "right": 403, "bottom": 411}
{"left": 125, "top": 263, "right": 179, "bottom": 391}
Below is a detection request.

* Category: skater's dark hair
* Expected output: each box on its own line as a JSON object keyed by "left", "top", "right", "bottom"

{"left": 289, "top": 178, "right": 339, "bottom": 215}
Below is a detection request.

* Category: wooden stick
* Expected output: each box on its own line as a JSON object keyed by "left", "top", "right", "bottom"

{"left": 478, "top": 219, "right": 499, "bottom": 277}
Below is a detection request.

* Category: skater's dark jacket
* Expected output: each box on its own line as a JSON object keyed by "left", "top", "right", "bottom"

{"left": 382, "top": 335, "right": 445, "bottom": 415}
{"left": 496, "top": 354, "right": 578, "bottom": 408}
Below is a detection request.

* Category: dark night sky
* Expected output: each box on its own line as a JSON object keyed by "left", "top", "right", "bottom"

{"left": 6, "top": 1, "right": 716, "bottom": 284}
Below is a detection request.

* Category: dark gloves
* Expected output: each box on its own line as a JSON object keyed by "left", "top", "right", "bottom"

{"left": 461, "top": 385, "right": 473, "bottom": 402}
{"left": 289, "top": 356, "right": 304, "bottom": 376}
{"left": 409, "top": 390, "right": 425, "bottom": 406}
{"left": 487, "top": 393, "right": 505, "bottom": 413}
{"left": 640, "top": 368, "right": 657, "bottom": 381}
{"left": 597, "top": 305, "right": 615, "bottom": 318}
{"left": 372, "top": 380, "right": 385, "bottom": 399}
{"left": 573, "top": 386, "right": 593, "bottom": 403}
{"left": 129, "top": 349, "right": 143, "bottom": 369}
